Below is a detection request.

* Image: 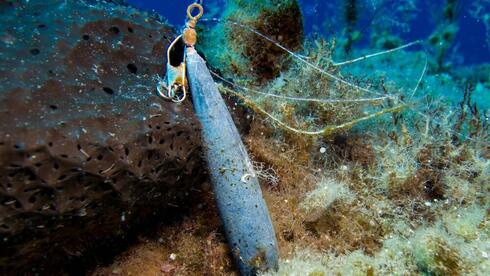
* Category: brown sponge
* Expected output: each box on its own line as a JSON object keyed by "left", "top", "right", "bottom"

{"left": 0, "top": 0, "right": 203, "bottom": 273}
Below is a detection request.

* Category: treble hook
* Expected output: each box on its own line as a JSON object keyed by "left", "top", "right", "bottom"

{"left": 156, "top": 1, "right": 204, "bottom": 103}
{"left": 156, "top": 34, "right": 188, "bottom": 103}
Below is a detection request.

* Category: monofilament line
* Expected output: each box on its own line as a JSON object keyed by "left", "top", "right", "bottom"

{"left": 332, "top": 40, "right": 422, "bottom": 66}
{"left": 219, "top": 84, "right": 405, "bottom": 136}
{"left": 202, "top": 18, "right": 384, "bottom": 96}
{"left": 410, "top": 48, "right": 429, "bottom": 99}
{"left": 211, "top": 71, "right": 391, "bottom": 104}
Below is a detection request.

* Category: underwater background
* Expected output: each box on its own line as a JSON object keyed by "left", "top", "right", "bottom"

{"left": 129, "top": 0, "right": 490, "bottom": 65}
{"left": 0, "top": 0, "right": 489, "bottom": 275}
{"left": 129, "top": 0, "right": 490, "bottom": 110}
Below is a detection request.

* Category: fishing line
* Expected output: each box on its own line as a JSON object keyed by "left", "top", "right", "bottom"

{"left": 198, "top": 16, "right": 430, "bottom": 136}
{"left": 201, "top": 17, "right": 425, "bottom": 98}
{"left": 211, "top": 71, "right": 391, "bottom": 104}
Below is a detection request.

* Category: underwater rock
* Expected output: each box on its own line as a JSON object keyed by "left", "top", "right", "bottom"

{"left": 0, "top": 0, "right": 203, "bottom": 273}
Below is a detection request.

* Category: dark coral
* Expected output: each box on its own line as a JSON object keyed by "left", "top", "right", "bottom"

{"left": 0, "top": 0, "right": 203, "bottom": 274}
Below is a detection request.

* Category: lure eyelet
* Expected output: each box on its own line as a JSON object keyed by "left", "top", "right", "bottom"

{"left": 187, "top": 3, "right": 203, "bottom": 21}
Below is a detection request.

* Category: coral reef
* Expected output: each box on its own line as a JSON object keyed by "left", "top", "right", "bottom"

{"left": 0, "top": 0, "right": 205, "bottom": 274}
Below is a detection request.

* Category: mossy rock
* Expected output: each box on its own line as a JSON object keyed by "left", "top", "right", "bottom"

{"left": 199, "top": 0, "right": 304, "bottom": 84}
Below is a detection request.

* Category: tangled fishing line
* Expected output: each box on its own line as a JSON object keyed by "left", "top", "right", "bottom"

{"left": 199, "top": 17, "right": 430, "bottom": 136}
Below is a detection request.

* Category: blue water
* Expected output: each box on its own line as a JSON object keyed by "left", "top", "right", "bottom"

{"left": 127, "top": 0, "right": 489, "bottom": 65}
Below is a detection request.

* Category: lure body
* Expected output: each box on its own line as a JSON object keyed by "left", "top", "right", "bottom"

{"left": 185, "top": 47, "right": 279, "bottom": 275}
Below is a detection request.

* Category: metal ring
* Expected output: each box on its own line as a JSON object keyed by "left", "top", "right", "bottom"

{"left": 187, "top": 3, "right": 203, "bottom": 21}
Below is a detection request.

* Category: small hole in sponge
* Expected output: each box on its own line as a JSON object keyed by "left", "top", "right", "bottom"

{"left": 28, "top": 195, "right": 37, "bottom": 203}
{"left": 127, "top": 63, "right": 137, "bottom": 74}
{"left": 30, "top": 48, "right": 40, "bottom": 55}
{"left": 82, "top": 34, "right": 90, "bottom": 40}
{"left": 103, "top": 87, "right": 114, "bottom": 95}
{"left": 49, "top": 105, "right": 58, "bottom": 110}
{"left": 109, "top": 26, "right": 120, "bottom": 34}
{"left": 28, "top": 173, "right": 37, "bottom": 181}
{"left": 128, "top": 27, "right": 134, "bottom": 33}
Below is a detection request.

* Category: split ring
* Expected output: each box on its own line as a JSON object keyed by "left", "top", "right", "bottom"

{"left": 187, "top": 3, "right": 203, "bottom": 21}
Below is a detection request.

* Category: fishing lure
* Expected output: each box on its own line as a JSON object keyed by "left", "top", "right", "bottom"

{"left": 157, "top": 2, "right": 279, "bottom": 275}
